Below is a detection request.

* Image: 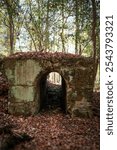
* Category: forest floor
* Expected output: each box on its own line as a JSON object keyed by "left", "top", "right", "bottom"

{"left": 0, "top": 93, "right": 100, "bottom": 150}
{"left": 0, "top": 78, "right": 100, "bottom": 150}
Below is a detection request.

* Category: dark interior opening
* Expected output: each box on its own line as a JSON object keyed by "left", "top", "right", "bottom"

{"left": 39, "top": 72, "right": 66, "bottom": 113}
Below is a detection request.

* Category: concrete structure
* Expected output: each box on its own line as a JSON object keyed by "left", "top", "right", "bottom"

{"left": 2, "top": 52, "right": 96, "bottom": 117}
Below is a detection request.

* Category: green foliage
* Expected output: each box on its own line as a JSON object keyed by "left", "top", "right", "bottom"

{"left": 0, "top": 0, "right": 100, "bottom": 57}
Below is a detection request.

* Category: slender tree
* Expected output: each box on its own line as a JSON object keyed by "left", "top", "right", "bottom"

{"left": 1, "top": 0, "right": 19, "bottom": 54}
{"left": 91, "top": 0, "right": 98, "bottom": 80}
{"left": 75, "top": 0, "right": 79, "bottom": 54}
{"left": 45, "top": 0, "right": 50, "bottom": 51}
{"left": 61, "top": 0, "right": 65, "bottom": 52}
{"left": 91, "top": 0, "right": 96, "bottom": 62}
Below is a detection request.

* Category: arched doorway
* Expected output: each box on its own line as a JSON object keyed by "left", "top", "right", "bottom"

{"left": 39, "top": 72, "right": 66, "bottom": 113}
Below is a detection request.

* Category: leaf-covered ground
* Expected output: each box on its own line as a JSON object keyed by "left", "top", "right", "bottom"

{"left": 0, "top": 73, "right": 100, "bottom": 150}
{"left": 0, "top": 95, "right": 99, "bottom": 150}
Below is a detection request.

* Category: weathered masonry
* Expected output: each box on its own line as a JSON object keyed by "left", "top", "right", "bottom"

{"left": 2, "top": 52, "right": 96, "bottom": 117}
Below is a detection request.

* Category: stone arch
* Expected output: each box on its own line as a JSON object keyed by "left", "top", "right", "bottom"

{"left": 34, "top": 70, "right": 67, "bottom": 113}
{"left": 3, "top": 53, "right": 96, "bottom": 117}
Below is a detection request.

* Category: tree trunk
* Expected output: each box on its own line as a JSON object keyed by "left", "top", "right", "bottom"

{"left": 91, "top": 0, "right": 97, "bottom": 80}
{"left": 9, "top": 14, "right": 14, "bottom": 54}
{"left": 61, "top": 0, "right": 65, "bottom": 52}
{"left": 75, "top": 0, "right": 79, "bottom": 54}
{"left": 45, "top": 0, "right": 50, "bottom": 51}
{"left": 4, "top": 0, "right": 15, "bottom": 54}
{"left": 91, "top": 0, "right": 96, "bottom": 62}
{"left": 25, "top": 25, "right": 37, "bottom": 51}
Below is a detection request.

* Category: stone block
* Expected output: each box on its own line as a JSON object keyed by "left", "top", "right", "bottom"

{"left": 10, "top": 86, "right": 34, "bottom": 102}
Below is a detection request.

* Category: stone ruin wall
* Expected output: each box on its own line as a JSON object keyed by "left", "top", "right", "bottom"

{"left": 2, "top": 52, "right": 97, "bottom": 117}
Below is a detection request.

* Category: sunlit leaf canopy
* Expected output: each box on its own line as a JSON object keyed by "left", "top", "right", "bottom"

{"left": 0, "top": 0, "right": 99, "bottom": 56}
